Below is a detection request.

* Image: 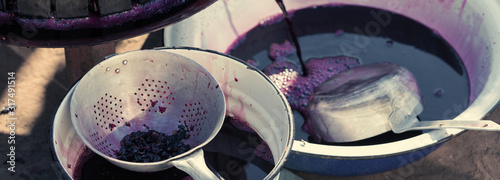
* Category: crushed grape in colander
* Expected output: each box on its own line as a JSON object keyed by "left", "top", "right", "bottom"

{"left": 115, "top": 125, "right": 191, "bottom": 162}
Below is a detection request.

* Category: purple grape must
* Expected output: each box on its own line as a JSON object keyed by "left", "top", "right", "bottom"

{"left": 115, "top": 125, "right": 191, "bottom": 162}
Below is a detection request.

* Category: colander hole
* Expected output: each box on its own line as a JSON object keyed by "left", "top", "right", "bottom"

{"left": 120, "top": 106, "right": 122, "bottom": 108}
{"left": 147, "top": 94, "right": 150, "bottom": 97}
{"left": 109, "top": 95, "right": 112, "bottom": 98}
{"left": 101, "top": 97, "right": 103, "bottom": 100}
{"left": 163, "top": 91, "right": 166, "bottom": 93}
{"left": 149, "top": 84, "right": 151, "bottom": 87}
{"left": 160, "top": 96, "right": 163, "bottom": 98}
{"left": 114, "top": 97, "right": 117, "bottom": 100}
{"left": 141, "top": 94, "right": 143, "bottom": 96}
{"left": 154, "top": 95, "right": 156, "bottom": 97}
{"left": 148, "top": 110, "right": 151, "bottom": 112}
{"left": 142, "top": 84, "right": 144, "bottom": 86}
{"left": 138, "top": 88, "right": 141, "bottom": 90}
{"left": 181, "top": 115, "right": 184, "bottom": 118}
{"left": 161, "top": 86, "right": 164, "bottom": 88}
{"left": 97, "top": 123, "right": 99, "bottom": 125}
{"left": 115, "top": 103, "right": 117, "bottom": 106}
{"left": 164, "top": 81, "right": 167, "bottom": 84}
{"left": 145, "top": 79, "right": 148, "bottom": 81}
{"left": 119, "top": 99, "right": 122, "bottom": 102}
{"left": 105, "top": 93, "right": 108, "bottom": 96}
{"left": 105, "top": 99, "right": 107, "bottom": 102}
{"left": 157, "top": 90, "right": 160, "bottom": 93}
{"left": 117, "top": 121, "right": 120, "bottom": 123}
{"left": 141, "top": 109, "right": 145, "bottom": 111}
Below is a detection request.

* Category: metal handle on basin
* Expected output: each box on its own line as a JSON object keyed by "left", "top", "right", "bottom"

{"left": 393, "top": 119, "right": 500, "bottom": 133}
{"left": 171, "top": 149, "right": 224, "bottom": 180}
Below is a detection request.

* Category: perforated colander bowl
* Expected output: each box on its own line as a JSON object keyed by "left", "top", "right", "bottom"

{"left": 70, "top": 50, "right": 225, "bottom": 179}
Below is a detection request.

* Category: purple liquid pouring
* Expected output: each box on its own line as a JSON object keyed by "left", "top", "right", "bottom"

{"left": 275, "top": 0, "right": 308, "bottom": 76}
{"left": 228, "top": 5, "right": 469, "bottom": 145}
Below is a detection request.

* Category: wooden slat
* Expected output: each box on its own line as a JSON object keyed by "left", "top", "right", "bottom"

{"left": 17, "top": 0, "right": 51, "bottom": 18}
{"left": 56, "top": 0, "right": 88, "bottom": 18}
{"left": 98, "top": 0, "right": 131, "bottom": 16}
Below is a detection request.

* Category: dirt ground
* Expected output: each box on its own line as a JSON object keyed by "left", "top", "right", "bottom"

{"left": 0, "top": 30, "right": 499, "bottom": 180}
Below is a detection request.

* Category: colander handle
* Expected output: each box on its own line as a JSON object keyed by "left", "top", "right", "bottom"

{"left": 171, "top": 149, "right": 224, "bottom": 180}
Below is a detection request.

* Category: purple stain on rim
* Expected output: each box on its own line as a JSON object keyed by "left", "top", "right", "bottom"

{"left": 334, "top": 29, "right": 344, "bottom": 36}
{"left": 254, "top": 141, "right": 274, "bottom": 164}
{"left": 229, "top": 116, "right": 255, "bottom": 133}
